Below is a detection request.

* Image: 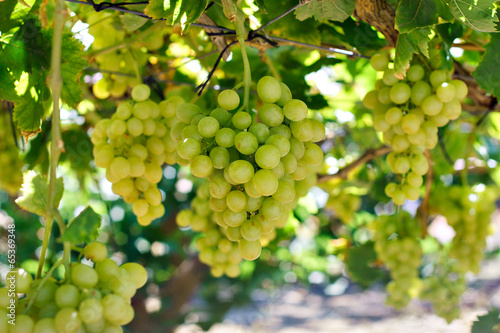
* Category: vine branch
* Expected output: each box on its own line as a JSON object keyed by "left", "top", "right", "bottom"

{"left": 317, "top": 146, "right": 391, "bottom": 183}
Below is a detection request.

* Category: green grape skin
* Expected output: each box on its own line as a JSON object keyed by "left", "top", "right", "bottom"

{"left": 422, "top": 95, "right": 443, "bottom": 116}
{"left": 450, "top": 79, "right": 468, "bottom": 101}
{"left": 269, "top": 124, "right": 291, "bottom": 139}
{"left": 210, "top": 108, "right": 232, "bottom": 126}
{"left": 385, "top": 107, "right": 403, "bottom": 125}
{"left": 215, "top": 128, "right": 236, "bottom": 148}
{"left": 406, "top": 172, "right": 423, "bottom": 188}
{"left": 373, "top": 114, "right": 390, "bottom": 132}
{"left": 34, "top": 318, "right": 57, "bottom": 333}
{"left": 84, "top": 241, "right": 108, "bottom": 263}
{"left": 382, "top": 69, "right": 399, "bottom": 86}
{"left": 391, "top": 135, "right": 410, "bottom": 153}
{"left": 132, "top": 102, "right": 152, "bottom": 120}
{"left": 71, "top": 263, "right": 98, "bottom": 289}
{"left": 277, "top": 82, "right": 292, "bottom": 106}
{"left": 10, "top": 314, "right": 34, "bottom": 333}
{"left": 232, "top": 112, "right": 253, "bottom": 130}
{"left": 410, "top": 153, "right": 429, "bottom": 175}
{"left": 170, "top": 122, "right": 187, "bottom": 142}
{"left": 394, "top": 156, "right": 410, "bottom": 174}
{"left": 429, "top": 70, "right": 448, "bottom": 87}
{"left": 244, "top": 181, "right": 262, "bottom": 199}
{"left": 132, "top": 199, "right": 149, "bottom": 217}
{"left": 310, "top": 119, "right": 326, "bottom": 142}
{"left": 245, "top": 195, "right": 264, "bottom": 212}
{"left": 226, "top": 190, "right": 247, "bottom": 212}
{"left": 228, "top": 160, "right": 255, "bottom": 184}
{"left": 102, "top": 294, "right": 128, "bottom": 325}
{"left": 390, "top": 82, "right": 411, "bottom": 104}
{"left": 370, "top": 53, "right": 389, "bottom": 71}
{"left": 363, "top": 90, "right": 379, "bottom": 109}
{"left": 176, "top": 138, "right": 201, "bottom": 160}
{"left": 146, "top": 136, "right": 165, "bottom": 155}
{"left": 234, "top": 132, "right": 258, "bottom": 155}
{"left": 261, "top": 197, "right": 283, "bottom": 220}
{"left": 401, "top": 114, "right": 421, "bottom": 134}
{"left": 129, "top": 144, "right": 148, "bottom": 161}
{"left": 238, "top": 239, "right": 262, "bottom": 261}
{"left": 95, "top": 258, "right": 120, "bottom": 282}
{"left": 209, "top": 173, "right": 231, "bottom": 199}
{"left": 79, "top": 298, "right": 104, "bottom": 324}
{"left": 252, "top": 170, "right": 279, "bottom": 196}
{"left": 283, "top": 99, "right": 308, "bottom": 122}
{"left": 272, "top": 161, "right": 285, "bottom": 179}
{"left": 223, "top": 209, "right": 247, "bottom": 227}
{"left": 131, "top": 84, "right": 151, "bottom": 102}
{"left": 257, "top": 76, "right": 282, "bottom": 103}
{"left": 407, "top": 65, "right": 425, "bottom": 82}
{"left": 110, "top": 157, "right": 131, "bottom": 180}
{"left": 302, "top": 143, "right": 323, "bottom": 168}
{"left": 259, "top": 104, "right": 284, "bottom": 127}
{"left": 190, "top": 155, "right": 213, "bottom": 178}
{"left": 240, "top": 219, "right": 262, "bottom": 241}
{"left": 410, "top": 81, "right": 431, "bottom": 106}
{"left": 6, "top": 268, "right": 33, "bottom": 294}
{"left": 55, "top": 307, "right": 81, "bottom": 333}
{"left": 281, "top": 153, "right": 298, "bottom": 174}
{"left": 290, "top": 119, "right": 314, "bottom": 142}
{"left": 248, "top": 123, "right": 270, "bottom": 144}
{"left": 93, "top": 79, "right": 111, "bottom": 99}
{"left": 159, "top": 96, "right": 184, "bottom": 118}
{"left": 265, "top": 135, "right": 290, "bottom": 157}
{"left": 255, "top": 145, "right": 281, "bottom": 169}
{"left": 385, "top": 183, "right": 397, "bottom": 197}
{"left": 197, "top": 116, "right": 220, "bottom": 138}
{"left": 442, "top": 99, "right": 461, "bottom": 120}
{"left": 32, "top": 279, "right": 57, "bottom": 307}
{"left": 226, "top": 226, "right": 242, "bottom": 241}
{"left": 436, "top": 82, "right": 456, "bottom": 103}
{"left": 210, "top": 147, "right": 230, "bottom": 169}
{"left": 377, "top": 87, "right": 392, "bottom": 104}
{"left": 176, "top": 103, "right": 202, "bottom": 124}
{"left": 218, "top": 90, "right": 240, "bottom": 110}
{"left": 291, "top": 160, "right": 308, "bottom": 180}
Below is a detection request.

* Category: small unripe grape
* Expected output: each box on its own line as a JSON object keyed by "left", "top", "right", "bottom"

{"left": 390, "top": 82, "right": 411, "bottom": 104}
{"left": 385, "top": 107, "right": 403, "bottom": 125}
{"left": 407, "top": 65, "right": 425, "bottom": 82}
{"left": 370, "top": 53, "right": 389, "bottom": 71}
{"left": 283, "top": 99, "right": 308, "bottom": 121}
{"left": 131, "top": 84, "right": 151, "bottom": 102}
{"left": 84, "top": 241, "right": 108, "bottom": 262}
{"left": 277, "top": 82, "right": 292, "bottom": 106}
{"left": 436, "top": 82, "right": 456, "bottom": 103}
{"left": 218, "top": 90, "right": 240, "bottom": 110}
{"left": 257, "top": 76, "right": 281, "bottom": 103}
{"left": 259, "top": 104, "right": 284, "bottom": 127}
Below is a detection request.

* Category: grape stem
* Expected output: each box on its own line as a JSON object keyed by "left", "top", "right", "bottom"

{"left": 37, "top": 0, "right": 66, "bottom": 280}
{"left": 222, "top": 0, "right": 251, "bottom": 112}
{"left": 25, "top": 259, "right": 64, "bottom": 313}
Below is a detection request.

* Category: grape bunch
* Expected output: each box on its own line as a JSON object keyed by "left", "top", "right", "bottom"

{"left": 0, "top": 241, "right": 147, "bottom": 333}
{"left": 172, "top": 76, "right": 324, "bottom": 262}
{"left": 430, "top": 185, "right": 496, "bottom": 273}
{"left": 373, "top": 213, "right": 422, "bottom": 309}
{"left": 421, "top": 264, "right": 466, "bottom": 323}
{"left": 364, "top": 54, "right": 468, "bottom": 205}
{"left": 88, "top": 12, "right": 165, "bottom": 99}
{"left": 92, "top": 85, "right": 183, "bottom": 226}
{"left": 0, "top": 111, "right": 23, "bottom": 196}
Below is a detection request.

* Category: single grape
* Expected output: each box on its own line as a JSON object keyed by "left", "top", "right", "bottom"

{"left": 422, "top": 95, "right": 443, "bottom": 116}
{"left": 79, "top": 298, "right": 104, "bottom": 324}
{"left": 283, "top": 99, "right": 308, "bottom": 121}
{"left": 55, "top": 284, "right": 80, "bottom": 308}
{"left": 450, "top": 79, "right": 468, "bottom": 101}
{"left": 223, "top": 209, "right": 247, "bottom": 227}
{"left": 257, "top": 76, "right": 281, "bottom": 103}
{"left": 176, "top": 138, "right": 201, "bottom": 160}
{"left": 215, "top": 128, "right": 236, "bottom": 148}
{"left": 234, "top": 131, "right": 258, "bottom": 155}
{"left": 232, "top": 112, "right": 252, "bottom": 130}
{"left": 210, "top": 108, "right": 232, "bottom": 126}
{"left": 290, "top": 119, "right": 314, "bottom": 142}
{"left": 218, "top": 90, "right": 240, "bottom": 110}
{"left": 71, "top": 263, "right": 98, "bottom": 289}
{"left": 238, "top": 239, "right": 262, "bottom": 261}
{"left": 261, "top": 197, "right": 283, "bottom": 220}
{"left": 84, "top": 241, "right": 108, "bottom": 262}
{"left": 228, "top": 160, "right": 255, "bottom": 184}
{"left": 248, "top": 123, "right": 270, "bottom": 144}
{"left": 210, "top": 147, "right": 230, "bottom": 169}
{"left": 55, "top": 307, "right": 81, "bottom": 333}
{"left": 407, "top": 65, "right": 425, "bottom": 82}
{"left": 370, "top": 53, "right": 389, "bottom": 71}
{"left": 259, "top": 104, "right": 284, "bottom": 127}
{"left": 411, "top": 81, "right": 432, "bottom": 106}
{"left": 226, "top": 190, "right": 247, "bottom": 212}
{"left": 191, "top": 155, "right": 213, "bottom": 178}
{"left": 240, "top": 219, "right": 262, "bottom": 241}
{"left": 176, "top": 103, "right": 202, "bottom": 124}
{"left": 390, "top": 82, "right": 411, "bottom": 104}
{"left": 436, "top": 82, "right": 456, "bottom": 103}
{"left": 382, "top": 69, "right": 399, "bottom": 86}
{"left": 255, "top": 145, "right": 281, "bottom": 169}
{"left": 131, "top": 84, "right": 151, "bottom": 102}
{"left": 277, "top": 82, "right": 292, "bottom": 106}
{"left": 385, "top": 107, "right": 403, "bottom": 125}
{"left": 252, "top": 170, "right": 279, "bottom": 196}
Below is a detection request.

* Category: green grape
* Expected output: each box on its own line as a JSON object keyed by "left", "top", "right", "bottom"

{"left": 234, "top": 132, "right": 258, "bottom": 155}
{"left": 215, "top": 128, "right": 236, "bottom": 148}
{"left": 290, "top": 119, "right": 314, "bottom": 142}
{"left": 144, "top": 163, "right": 163, "bottom": 184}
{"left": 401, "top": 113, "right": 421, "bottom": 134}
{"left": 146, "top": 136, "right": 164, "bottom": 155}
{"left": 272, "top": 161, "right": 285, "bottom": 179}
{"left": 261, "top": 197, "right": 283, "bottom": 220}
{"left": 210, "top": 108, "right": 232, "bottom": 126}
{"left": 310, "top": 119, "right": 326, "bottom": 142}
{"left": 429, "top": 69, "right": 448, "bottom": 87}
{"left": 232, "top": 112, "right": 252, "bottom": 130}
{"left": 34, "top": 318, "right": 57, "bottom": 333}
{"left": 248, "top": 123, "right": 270, "bottom": 144}
{"left": 110, "top": 270, "right": 137, "bottom": 299}
{"left": 226, "top": 226, "right": 242, "bottom": 241}
{"left": 410, "top": 81, "right": 432, "bottom": 106}
{"left": 54, "top": 284, "right": 80, "bottom": 308}
{"left": 128, "top": 157, "right": 146, "bottom": 178}
{"left": 159, "top": 96, "right": 184, "bottom": 118}
{"left": 71, "top": 263, "right": 98, "bottom": 289}
{"left": 244, "top": 181, "right": 262, "bottom": 198}
{"left": 281, "top": 153, "right": 298, "bottom": 174}
{"left": 133, "top": 102, "right": 153, "bottom": 120}
{"left": 209, "top": 173, "right": 231, "bottom": 199}
{"left": 84, "top": 241, "right": 108, "bottom": 262}
{"left": 6, "top": 268, "right": 33, "bottom": 294}
{"left": 55, "top": 308, "right": 81, "bottom": 333}
{"left": 410, "top": 153, "right": 428, "bottom": 175}
{"left": 363, "top": 90, "right": 379, "bottom": 109}
{"left": 144, "top": 187, "right": 162, "bottom": 205}
{"left": 391, "top": 135, "right": 409, "bottom": 153}
{"left": 392, "top": 189, "right": 406, "bottom": 205}
{"left": 110, "top": 157, "right": 131, "bottom": 180}
{"left": 95, "top": 258, "right": 120, "bottom": 282}
{"left": 210, "top": 147, "right": 230, "bottom": 169}
{"left": 257, "top": 76, "right": 281, "bottom": 103}
{"left": 228, "top": 160, "right": 254, "bottom": 184}
{"left": 258, "top": 104, "right": 284, "bottom": 127}
{"left": 255, "top": 145, "right": 281, "bottom": 169}
{"left": 170, "top": 122, "right": 187, "bottom": 142}
{"left": 218, "top": 90, "right": 240, "bottom": 110}
{"left": 79, "top": 298, "right": 104, "bottom": 324}
{"left": 442, "top": 99, "right": 461, "bottom": 120}
{"left": 291, "top": 160, "right": 308, "bottom": 180}
{"left": 226, "top": 190, "right": 247, "bottom": 212}
{"left": 129, "top": 144, "right": 148, "bottom": 160}
{"left": 389, "top": 82, "right": 411, "bottom": 104}
{"left": 265, "top": 135, "right": 290, "bottom": 157}
{"left": 385, "top": 183, "right": 397, "bottom": 197}
{"left": 102, "top": 294, "right": 128, "bottom": 325}
{"left": 302, "top": 142, "right": 323, "bottom": 166}
{"left": 378, "top": 87, "right": 392, "bottom": 104}
{"left": 422, "top": 95, "right": 443, "bottom": 116}
{"left": 283, "top": 99, "right": 308, "bottom": 121}
{"left": 109, "top": 119, "right": 127, "bottom": 137}
{"left": 238, "top": 239, "right": 262, "bottom": 261}
{"left": 277, "top": 82, "right": 292, "bottom": 106}
{"left": 406, "top": 172, "right": 423, "bottom": 188}
{"left": 252, "top": 170, "right": 279, "bottom": 196}
{"left": 93, "top": 79, "right": 111, "bottom": 99}
{"left": 436, "top": 82, "right": 456, "bottom": 103}
{"left": 382, "top": 69, "right": 399, "bottom": 86}
{"left": 176, "top": 138, "right": 201, "bottom": 160}
{"left": 407, "top": 65, "right": 425, "bottom": 82}
{"left": 370, "top": 53, "right": 389, "bottom": 71}
{"left": 131, "top": 84, "right": 151, "bottom": 102}
{"left": 385, "top": 107, "right": 403, "bottom": 125}
{"left": 245, "top": 195, "right": 264, "bottom": 212}
{"left": 240, "top": 219, "right": 262, "bottom": 241}
{"left": 10, "top": 314, "right": 34, "bottom": 333}
{"left": 394, "top": 156, "right": 410, "bottom": 174}
{"left": 190, "top": 155, "right": 213, "bottom": 178}
{"left": 223, "top": 209, "right": 247, "bottom": 227}
{"left": 176, "top": 103, "right": 201, "bottom": 124}
{"left": 403, "top": 184, "right": 420, "bottom": 200}
{"left": 33, "top": 279, "right": 57, "bottom": 307}
{"left": 373, "top": 114, "right": 390, "bottom": 132}
{"left": 132, "top": 199, "right": 149, "bottom": 217}
{"left": 450, "top": 79, "right": 468, "bottom": 101}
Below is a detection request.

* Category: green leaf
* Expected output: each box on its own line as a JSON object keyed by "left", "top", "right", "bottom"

{"left": 393, "top": 28, "right": 431, "bottom": 78}
{"left": 60, "top": 207, "right": 102, "bottom": 245}
{"left": 12, "top": 95, "right": 45, "bottom": 136}
{"left": 144, "top": 0, "right": 208, "bottom": 28}
{"left": 346, "top": 242, "right": 385, "bottom": 288}
{"left": 295, "top": 0, "right": 355, "bottom": 22}
{"left": 395, "top": 0, "right": 452, "bottom": 33}
{"left": 445, "top": 0, "right": 497, "bottom": 32}
{"left": 471, "top": 308, "right": 500, "bottom": 333}
{"left": 60, "top": 33, "right": 87, "bottom": 107}
{"left": 144, "top": 0, "right": 177, "bottom": 21}
{"left": 16, "top": 171, "right": 64, "bottom": 217}
{"left": 120, "top": 13, "right": 149, "bottom": 32}
{"left": 473, "top": 33, "right": 500, "bottom": 99}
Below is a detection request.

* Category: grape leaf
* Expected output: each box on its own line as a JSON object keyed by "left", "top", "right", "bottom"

{"left": 473, "top": 33, "right": 500, "bottom": 99}
{"left": 445, "top": 0, "right": 497, "bottom": 32}
{"left": 144, "top": 0, "right": 177, "bottom": 21}
{"left": 346, "top": 242, "right": 385, "bottom": 288}
{"left": 60, "top": 33, "right": 87, "bottom": 107}
{"left": 16, "top": 171, "right": 64, "bottom": 217}
{"left": 395, "top": 0, "right": 452, "bottom": 33}
{"left": 144, "top": 0, "right": 208, "bottom": 28}
{"left": 393, "top": 28, "right": 431, "bottom": 78}
{"left": 60, "top": 207, "right": 102, "bottom": 245}
{"left": 12, "top": 95, "right": 45, "bottom": 137}
{"left": 471, "top": 308, "right": 500, "bottom": 333}
{"left": 120, "top": 13, "right": 149, "bottom": 32}
{"left": 295, "top": 0, "right": 355, "bottom": 22}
